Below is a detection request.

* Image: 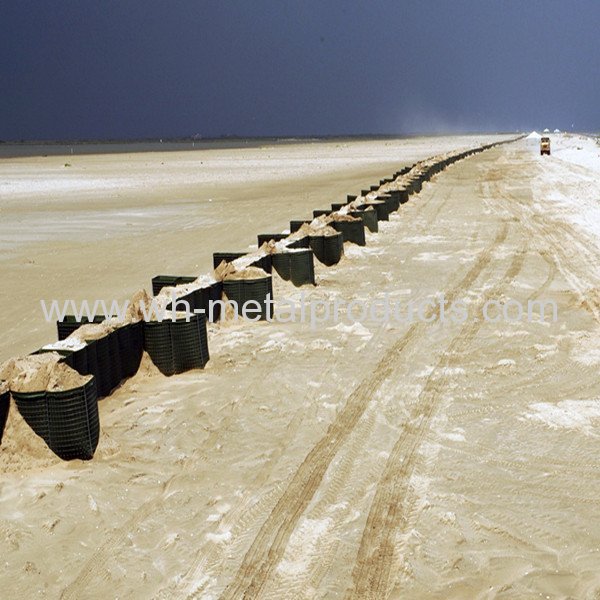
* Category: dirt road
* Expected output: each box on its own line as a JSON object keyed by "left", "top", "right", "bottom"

{"left": 2, "top": 136, "right": 600, "bottom": 598}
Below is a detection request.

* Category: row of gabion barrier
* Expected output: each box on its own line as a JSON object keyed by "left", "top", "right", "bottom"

{"left": 0, "top": 137, "right": 520, "bottom": 460}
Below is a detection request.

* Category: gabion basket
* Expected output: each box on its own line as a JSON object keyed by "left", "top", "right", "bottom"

{"left": 379, "top": 193, "right": 400, "bottom": 212}
{"left": 222, "top": 276, "right": 273, "bottom": 320}
{"left": 144, "top": 313, "right": 210, "bottom": 376}
{"left": 272, "top": 250, "right": 316, "bottom": 287}
{"left": 330, "top": 220, "right": 366, "bottom": 246}
{"left": 309, "top": 233, "right": 344, "bottom": 266}
{"left": 348, "top": 209, "right": 378, "bottom": 233}
{"left": 12, "top": 377, "right": 100, "bottom": 461}
{"left": 358, "top": 201, "right": 389, "bottom": 221}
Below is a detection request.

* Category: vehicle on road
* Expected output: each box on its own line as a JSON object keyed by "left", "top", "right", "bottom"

{"left": 540, "top": 137, "right": 551, "bottom": 155}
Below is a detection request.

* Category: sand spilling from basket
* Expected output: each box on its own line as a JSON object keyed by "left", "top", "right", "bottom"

{"left": 133, "top": 351, "right": 163, "bottom": 378}
{"left": 123, "top": 288, "right": 155, "bottom": 322}
{"left": 0, "top": 397, "right": 60, "bottom": 471}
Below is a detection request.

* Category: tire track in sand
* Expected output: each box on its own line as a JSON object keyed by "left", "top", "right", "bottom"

{"left": 488, "top": 170, "right": 600, "bottom": 323}
{"left": 219, "top": 223, "right": 509, "bottom": 600}
{"left": 347, "top": 242, "right": 526, "bottom": 600}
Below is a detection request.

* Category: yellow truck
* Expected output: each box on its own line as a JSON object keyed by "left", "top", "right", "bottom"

{"left": 540, "top": 137, "right": 551, "bottom": 155}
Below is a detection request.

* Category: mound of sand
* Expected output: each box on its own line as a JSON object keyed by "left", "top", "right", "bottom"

{"left": 124, "top": 288, "right": 154, "bottom": 322}
{"left": 153, "top": 274, "right": 220, "bottom": 313}
{"left": 133, "top": 351, "right": 163, "bottom": 378}
{"left": 1, "top": 353, "right": 60, "bottom": 393}
{"left": 0, "top": 352, "right": 90, "bottom": 393}
{"left": 359, "top": 199, "right": 387, "bottom": 211}
{"left": 297, "top": 223, "right": 339, "bottom": 237}
{"left": 0, "top": 380, "right": 8, "bottom": 395}
{"left": 46, "top": 362, "right": 92, "bottom": 392}
{"left": 224, "top": 266, "right": 270, "bottom": 281}
{"left": 326, "top": 213, "right": 361, "bottom": 223}
{"left": 0, "top": 397, "right": 60, "bottom": 472}
{"left": 214, "top": 260, "right": 236, "bottom": 281}
{"left": 232, "top": 248, "right": 269, "bottom": 271}
{"left": 67, "top": 321, "right": 116, "bottom": 342}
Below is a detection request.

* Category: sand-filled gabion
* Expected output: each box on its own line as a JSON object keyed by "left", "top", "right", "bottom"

{"left": 348, "top": 208, "right": 378, "bottom": 233}
{"left": 358, "top": 200, "right": 389, "bottom": 221}
{"left": 327, "top": 215, "right": 366, "bottom": 246}
{"left": 156, "top": 274, "right": 223, "bottom": 323}
{"left": 309, "top": 231, "right": 344, "bottom": 266}
{"left": 377, "top": 192, "right": 400, "bottom": 212}
{"left": 50, "top": 289, "right": 152, "bottom": 398}
{"left": 144, "top": 313, "right": 210, "bottom": 376}
{"left": 221, "top": 267, "right": 274, "bottom": 321}
{"left": 65, "top": 323, "right": 123, "bottom": 398}
{"left": 163, "top": 281, "right": 224, "bottom": 323}
{"left": 2, "top": 354, "right": 100, "bottom": 460}
{"left": 271, "top": 248, "right": 316, "bottom": 287}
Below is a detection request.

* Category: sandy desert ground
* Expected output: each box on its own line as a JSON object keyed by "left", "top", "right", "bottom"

{"left": 2, "top": 132, "right": 600, "bottom": 599}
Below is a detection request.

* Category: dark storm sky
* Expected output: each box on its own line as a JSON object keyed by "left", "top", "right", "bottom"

{"left": 1, "top": 0, "right": 599, "bottom": 140}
